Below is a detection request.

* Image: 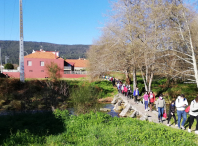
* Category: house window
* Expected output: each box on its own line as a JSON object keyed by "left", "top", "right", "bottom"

{"left": 27, "top": 61, "right": 32, "bottom": 66}
{"left": 40, "top": 61, "right": 44, "bottom": 66}
{"left": 29, "top": 70, "right": 33, "bottom": 72}
{"left": 41, "top": 70, "right": 44, "bottom": 72}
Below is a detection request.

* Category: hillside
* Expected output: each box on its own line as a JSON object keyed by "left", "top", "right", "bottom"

{"left": 0, "top": 40, "right": 90, "bottom": 64}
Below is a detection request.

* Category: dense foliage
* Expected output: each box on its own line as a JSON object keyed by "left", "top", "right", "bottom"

{"left": 0, "top": 79, "right": 69, "bottom": 111}
{"left": 0, "top": 110, "right": 197, "bottom": 145}
{"left": 45, "top": 62, "right": 62, "bottom": 81}
{"left": 4, "top": 63, "right": 14, "bottom": 69}
{"left": 0, "top": 79, "right": 117, "bottom": 112}
{"left": 0, "top": 40, "right": 90, "bottom": 64}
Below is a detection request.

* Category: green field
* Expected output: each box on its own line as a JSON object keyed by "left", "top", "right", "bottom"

{"left": 1, "top": 110, "right": 198, "bottom": 146}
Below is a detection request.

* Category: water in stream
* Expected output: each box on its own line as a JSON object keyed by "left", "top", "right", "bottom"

{"left": 67, "top": 103, "right": 120, "bottom": 117}
{"left": 100, "top": 103, "right": 120, "bottom": 117}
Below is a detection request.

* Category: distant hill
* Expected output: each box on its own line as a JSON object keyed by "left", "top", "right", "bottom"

{"left": 0, "top": 40, "right": 90, "bottom": 64}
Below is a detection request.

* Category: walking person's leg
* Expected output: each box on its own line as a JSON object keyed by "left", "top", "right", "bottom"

{"left": 161, "top": 107, "right": 164, "bottom": 123}
{"left": 158, "top": 107, "right": 161, "bottom": 122}
{"left": 146, "top": 101, "right": 148, "bottom": 110}
{"left": 150, "top": 102, "right": 152, "bottom": 111}
{"left": 189, "top": 115, "right": 194, "bottom": 132}
{"left": 195, "top": 116, "right": 198, "bottom": 134}
{"left": 177, "top": 111, "right": 182, "bottom": 128}
{"left": 181, "top": 111, "right": 187, "bottom": 129}
{"left": 145, "top": 101, "right": 148, "bottom": 110}
{"left": 173, "top": 114, "right": 177, "bottom": 125}
{"left": 167, "top": 114, "right": 172, "bottom": 125}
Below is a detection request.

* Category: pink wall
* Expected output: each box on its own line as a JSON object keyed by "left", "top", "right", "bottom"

{"left": 2, "top": 72, "right": 20, "bottom": 78}
{"left": 24, "top": 58, "right": 64, "bottom": 78}
{"left": 62, "top": 74, "right": 86, "bottom": 78}
{"left": 3, "top": 58, "right": 86, "bottom": 79}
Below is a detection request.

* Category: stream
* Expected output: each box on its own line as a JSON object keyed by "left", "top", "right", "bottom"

{"left": 0, "top": 103, "right": 120, "bottom": 117}
{"left": 67, "top": 103, "right": 120, "bottom": 117}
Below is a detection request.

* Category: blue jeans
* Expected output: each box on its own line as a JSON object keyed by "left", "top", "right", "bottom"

{"left": 145, "top": 101, "right": 148, "bottom": 109}
{"left": 158, "top": 107, "right": 164, "bottom": 120}
{"left": 177, "top": 110, "right": 187, "bottom": 128}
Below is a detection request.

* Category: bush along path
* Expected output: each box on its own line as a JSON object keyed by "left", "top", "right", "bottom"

{"left": 112, "top": 93, "right": 197, "bottom": 134}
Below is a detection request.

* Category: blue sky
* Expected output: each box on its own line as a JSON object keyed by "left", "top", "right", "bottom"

{"left": 0, "top": 0, "right": 114, "bottom": 45}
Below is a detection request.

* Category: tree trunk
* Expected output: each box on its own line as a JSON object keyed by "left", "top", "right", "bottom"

{"left": 125, "top": 70, "right": 131, "bottom": 85}
{"left": 148, "top": 72, "right": 153, "bottom": 92}
{"left": 140, "top": 68, "right": 148, "bottom": 91}
{"left": 191, "top": 44, "right": 198, "bottom": 87}
{"left": 133, "top": 68, "right": 137, "bottom": 91}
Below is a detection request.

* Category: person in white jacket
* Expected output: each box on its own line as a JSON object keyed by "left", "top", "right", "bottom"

{"left": 175, "top": 94, "right": 188, "bottom": 130}
{"left": 188, "top": 96, "right": 198, "bottom": 134}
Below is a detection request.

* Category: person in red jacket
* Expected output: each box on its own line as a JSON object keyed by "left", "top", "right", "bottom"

{"left": 124, "top": 85, "right": 128, "bottom": 96}
{"left": 149, "top": 91, "right": 155, "bottom": 111}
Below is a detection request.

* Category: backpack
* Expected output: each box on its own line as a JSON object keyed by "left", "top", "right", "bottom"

{"left": 185, "top": 100, "right": 196, "bottom": 113}
{"left": 177, "top": 98, "right": 186, "bottom": 103}
{"left": 185, "top": 106, "right": 190, "bottom": 113}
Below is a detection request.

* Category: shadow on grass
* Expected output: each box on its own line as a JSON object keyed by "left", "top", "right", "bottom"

{"left": 0, "top": 111, "right": 65, "bottom": 145}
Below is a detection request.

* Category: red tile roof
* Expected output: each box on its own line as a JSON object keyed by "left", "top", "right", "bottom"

{"left": 66, "top": 59, "right": 88, "bottom": 67}
{"left": 24, "top": 52, "right": 61, "bottom": 59}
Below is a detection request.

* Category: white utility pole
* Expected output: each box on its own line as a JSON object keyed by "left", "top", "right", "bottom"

{"left": 19, "top": 0, "right": 25, "bottom": 82}
{"left": 5, "top": 56, "right": 9, "bottom": 64}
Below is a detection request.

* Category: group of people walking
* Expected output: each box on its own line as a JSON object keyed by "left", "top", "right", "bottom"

{"left": 117, "top": 81, "right": 132, "bottom": 98}
{"left": 103, "top": 75, "right": 198, "bottom": 134}
{"left": 142, "top": 91, "right": 198, "bottom": 134}
{"left": 146, "top": 92, "right": 198, "bottom": 134}
{"left": 143, "top": 91, "right": 156, "bottom": 111}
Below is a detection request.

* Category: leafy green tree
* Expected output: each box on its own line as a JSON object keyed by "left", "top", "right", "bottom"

{"left": 45, "top": 62, "right": 62, "bottom": 81}
{"left": 4, "top": 63, "right": 14, "bottom": 69}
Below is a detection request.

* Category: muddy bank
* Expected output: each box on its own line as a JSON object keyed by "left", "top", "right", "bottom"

{"left": 98, "top": 97, "right": 113, "bottom": 103}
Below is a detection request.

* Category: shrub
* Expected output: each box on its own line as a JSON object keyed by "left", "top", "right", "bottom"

{"left": 69, "top": 85, "right": 99, "bottom": 114}
{"left": 4, "top": 63, "right": 14, "bottom": 69}
{"left": 45, "top": 62, "right": 62, "bottom": 81}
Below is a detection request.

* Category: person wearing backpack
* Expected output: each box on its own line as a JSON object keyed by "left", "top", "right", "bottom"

{"left": 149, "top": 91, "right": 155, "bottom": 111}
{"left": 127, "top": 85, "right": 132, "bottom": 98}
{"left": 121, "top": 84, "right": 125, "bottom": 94}
{"left": 112, "top": 78, "right": 116, "bottom": 87}
{"left": 143, "top": 91, "right": 149, "bottom": 111}
{"left": 167, "top": 100, "right": 177, "bottom": 127}
{"left": 188, "top": 96, "right": 198, "bottom": 134}
{"left": 117, "top": 82, "right": 120, "bottom": 93}
{"left": 156, "top": 94, "right": 166, "bottom": 123}
{"left": 133, "top": 86, "right": 139, "bottom": 104}
{"left": 175, "top": 94, "right": 188, "bottom": 130}
{"left": 124, "top": 85, "right": 128, "bottom": 96}
{"left": 119, "top": 83, "right": 122, "bottom": 93}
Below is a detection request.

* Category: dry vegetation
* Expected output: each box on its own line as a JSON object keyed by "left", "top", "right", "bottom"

{"left": 87, "top": 0, "right": 198, "bottom": 91}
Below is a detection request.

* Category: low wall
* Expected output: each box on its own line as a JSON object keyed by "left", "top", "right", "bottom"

{"left": 2, "top": 72, "right": 86, "bottom": 79}
{"left": 61, "top": 74, "right": 87, "bottom": 78}
{"left": 2, "top": 72, "right": 20, "bottom": 78}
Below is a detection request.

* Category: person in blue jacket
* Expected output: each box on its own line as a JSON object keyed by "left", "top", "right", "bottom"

{"left": 133, "top": 86, "right": 139, "bottom": 104}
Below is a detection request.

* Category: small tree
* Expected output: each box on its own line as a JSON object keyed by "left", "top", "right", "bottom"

{"left": 45, "top": 62, "right": 62, "bottom": 81}
{"left": 4, "top": 63, "right": 14, "bottom": 69}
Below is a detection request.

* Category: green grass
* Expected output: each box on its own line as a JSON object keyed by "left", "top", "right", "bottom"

{"left": 1, "top": 110, "right": 197, "bottom": 146}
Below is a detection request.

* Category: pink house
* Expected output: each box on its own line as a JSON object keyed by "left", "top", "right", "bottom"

{"left": 3, "top": 49, "right": 87, "bottom": 79}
